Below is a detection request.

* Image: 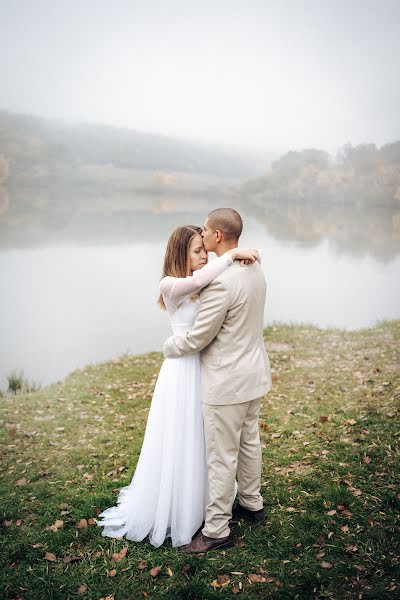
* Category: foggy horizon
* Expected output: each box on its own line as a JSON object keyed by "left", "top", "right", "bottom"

{"left": 1, "top": 0, "right": 399, "bottom": 155}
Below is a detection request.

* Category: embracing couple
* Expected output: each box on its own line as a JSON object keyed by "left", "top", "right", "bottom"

{"left": 97, "top": 207, "right": 272, "bottom": 554}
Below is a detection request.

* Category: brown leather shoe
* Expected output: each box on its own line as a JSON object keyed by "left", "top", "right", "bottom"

{"left": 179, "top": 531, "right": 234, "bottom": 554}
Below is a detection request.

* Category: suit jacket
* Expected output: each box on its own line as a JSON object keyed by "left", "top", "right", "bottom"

{"left": 163, "top": 259, "right": 272, "bottom": 405}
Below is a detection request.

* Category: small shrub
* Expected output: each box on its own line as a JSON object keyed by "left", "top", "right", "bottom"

{"left": 7, "top": 369, "right": 25, "bottom": 394}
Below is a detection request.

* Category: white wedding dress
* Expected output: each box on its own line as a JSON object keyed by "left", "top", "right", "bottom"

{"left": 97, "top": 252, "right": 233, "bottom": 547}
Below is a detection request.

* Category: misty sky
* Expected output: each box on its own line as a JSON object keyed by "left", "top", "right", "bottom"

{"left": 0, "top": 0, "right": 399, "bottom": 154}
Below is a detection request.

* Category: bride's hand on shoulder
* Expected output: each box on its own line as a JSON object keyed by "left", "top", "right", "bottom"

{"left": 228, "top": 248, "right": 260, "bottom": 265}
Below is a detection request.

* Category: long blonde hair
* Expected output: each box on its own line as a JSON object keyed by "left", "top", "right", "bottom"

{"left": 158, "top": 225, "right": 202, "bottom": 309}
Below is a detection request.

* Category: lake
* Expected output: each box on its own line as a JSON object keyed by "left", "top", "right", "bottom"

{"left": 0, "top": 209, "right": 399, "bottom": 389}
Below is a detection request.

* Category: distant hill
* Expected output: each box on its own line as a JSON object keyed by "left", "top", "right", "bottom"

{"left": 235, "top": 143, "right": 400, "bottom": 261}
{"left": 0, "top": 110, "right": 267, "bottom": 183}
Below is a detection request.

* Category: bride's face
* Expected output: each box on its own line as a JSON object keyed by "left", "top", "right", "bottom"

{"left": 189, "top": 234, "right": 208, "bottom": 272}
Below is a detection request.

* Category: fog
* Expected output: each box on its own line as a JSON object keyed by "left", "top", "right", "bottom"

{"left": 0, "top": 0, "right": 399, "bottom": 154}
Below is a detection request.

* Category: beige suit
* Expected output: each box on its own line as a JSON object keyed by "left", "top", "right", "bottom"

{"left": 163, "top": 259, "right": 271, "bottom": 538}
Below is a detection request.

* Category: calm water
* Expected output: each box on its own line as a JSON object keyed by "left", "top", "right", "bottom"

{"left": 1, "top": 215, "right": 399, "bottom": 388}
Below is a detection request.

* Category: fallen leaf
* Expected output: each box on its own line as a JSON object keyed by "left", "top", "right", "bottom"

{"left": 340, "top": 525, "right": 350, "bottom": 532}
{"left": 235, "top": 536, "right": 246, "bottom": 547}
{"left": 166, "top": 566, "right": 173, "bottom": 577}
{"left": 315, "top": 550, "right": 326, "bottom": 559}
{"left": 62, "top": 556, "right": 83, "bottom": 563}
{"left": 112, "top": 547, "right": 128, "bottom": 562}
{"left": 149, "top": 565, "right": 162, "bottom": 577}
{"left": 326, "top": 510, "right": 337, "bottom": 516}
{"left": 248, "top": 574, "right": 266, "bottom": 583}
{"left": 16, "top": 478, "right": 27, "bottom": 486}
{"left": 337, "top": 505, "right": 346, "bottom": 511}
{"left": 181, "top": 564, "right": 190, "bottom": 575}
{"left": 340, "top": 478, "right": 353, "bottom": 486}
{"left": 345, "top": 544, "right": 358, "bottom": 553}
{"left": 77, "top": 519, "right": 88, "bottom": 529}
{"left": 211, "top": 575, "right": 231, "bottom": 588}
{"left": 217, "top": 574, "right": 230, "bottom": 587}
{"left": 32, "top": 543, "right": 45, "bottom": 548}
{"left": 50, "top": 519, "right": 64, "bottom": 532}
{"left": 321, "top": 561, "right": 333, "bottom": 569}
{"left": 353, "top": 489, "right": 362, "bottom": 496}
{"left": 138, "top": 560, "right": 148, "bottom": 569}
{"left": 319, "top": 416, "right": 328, "bottom": 423}
{"left": 107, "top": 569, "right": 117, "bottom": 577}
{"left": 232, "top": 587, "right": 241, "bottom": 594}
{"left": 44, "top": 552, "right": 57, "bottom": 562}
{"left": 87, "top": 518, "right": 96, "bottom": 525}
{"left": 363, "top": 456, "right": 371, "bottom": 464}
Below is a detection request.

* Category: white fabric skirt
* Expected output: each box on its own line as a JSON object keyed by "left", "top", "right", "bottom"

{"left": 97, "top": 353, "right": 207, "bottom": 548}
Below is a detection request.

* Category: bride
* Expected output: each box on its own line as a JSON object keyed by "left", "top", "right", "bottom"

{"left": 96, "top": 225, "right": 258, "bottom": 547}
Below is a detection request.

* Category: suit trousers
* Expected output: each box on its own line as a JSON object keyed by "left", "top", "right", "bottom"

{"left": 201, "top": 396, "right": 264, "bottom": 539}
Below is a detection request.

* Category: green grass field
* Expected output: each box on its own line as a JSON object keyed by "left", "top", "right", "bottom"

{"left": 1, "top": 322, "right": 399, "bottom": 599}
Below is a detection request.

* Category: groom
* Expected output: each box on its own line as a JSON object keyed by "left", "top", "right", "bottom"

{"left": 163, "top": 207, "right": 271, "bottom": 553}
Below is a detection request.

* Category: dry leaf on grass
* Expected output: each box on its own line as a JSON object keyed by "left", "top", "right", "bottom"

{"left": 77, "top": 584, "right": 87, "bottom": 594}
{"left": 321, "top": 561, "right": 333, "bottom": 569}
{"left": 47, "top": 519, "right": 64, "bottom": 532}
{"left": 149, "top": 565, "right": 162, "bottom": 577}
{"left": 44, "top": 552, "right": 57, "bottom": 561}
{"left": 181, "top": 564, "right": 190, "bottom": 575}
{"left": 211, "top": 574, "right": 230, "bottom": 588}
{"left": 112, "top": 547, "right": 128, "bottom": 562}
{"left": 108, "top": 569, "right": 117, "bottom": 577}
{"left": 137, "top": 560, "right": 148, "bottom": 569}
{"left": 76, "top": 519, "right": 88, "bottom": 529}
{"left": 248, "top": 574, "right": 266, "bottom": 583}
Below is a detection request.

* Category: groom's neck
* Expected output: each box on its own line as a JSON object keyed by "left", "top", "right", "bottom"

{"left": 214, "top": 240, "right": 238, "bottom": 257}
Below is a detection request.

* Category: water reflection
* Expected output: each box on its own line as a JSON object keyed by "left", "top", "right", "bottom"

{"left": 1, "top": 189, "right": 399, "bottom": 388}
{"left": 1, "top": 187, "right": 399, "bottom": 262}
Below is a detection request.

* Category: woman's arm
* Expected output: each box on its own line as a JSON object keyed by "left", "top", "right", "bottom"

{"left": 160, "top": 248, "right": 259, "bottom": 308}
{"left": 160, "top": 252, "right": 233, "bottom": 307}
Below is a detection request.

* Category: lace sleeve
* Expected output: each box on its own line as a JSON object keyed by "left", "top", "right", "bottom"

{"left": 159, "top": 252, "right": 233, "bottom": 309}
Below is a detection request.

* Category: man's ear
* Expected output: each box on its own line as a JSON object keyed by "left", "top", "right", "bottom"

{"left": 215, "top": 229, "right": 222, "bottom": 242}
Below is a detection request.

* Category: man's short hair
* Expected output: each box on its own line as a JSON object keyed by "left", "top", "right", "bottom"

{"left": 207, "top": 208, "right": 243, "bottom": 241}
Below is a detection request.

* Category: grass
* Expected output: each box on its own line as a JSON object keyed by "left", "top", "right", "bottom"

{"left": 0, "top": 322, "right": 399, "bottom": 599}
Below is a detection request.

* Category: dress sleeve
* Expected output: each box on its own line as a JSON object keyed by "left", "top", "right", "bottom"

{"left": 159, "top": 252, "right": 233, "bottom": 308}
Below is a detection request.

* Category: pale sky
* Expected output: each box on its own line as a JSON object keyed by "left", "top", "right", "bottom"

{"left": 0, "top": 0, "right": 399, "bottom": 154}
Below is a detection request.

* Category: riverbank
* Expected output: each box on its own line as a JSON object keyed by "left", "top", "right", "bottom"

{"left": 1, "top": 322, "right": 399, "bottom": 599}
